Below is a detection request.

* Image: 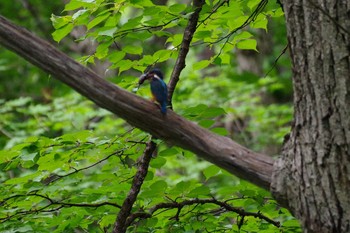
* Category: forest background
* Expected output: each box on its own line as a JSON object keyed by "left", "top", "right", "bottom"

{"left": 0, "top": 0, "right": 299, "bottom": 232}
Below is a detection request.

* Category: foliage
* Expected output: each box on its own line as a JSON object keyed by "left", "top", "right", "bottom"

{"left": 0, "top": 0, "right": 300, "bottom": 232}
{"left": 0, "top": 1, "right": 69, "bottom": 99}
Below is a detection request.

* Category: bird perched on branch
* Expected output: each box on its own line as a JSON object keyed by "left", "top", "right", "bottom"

{"left": 139, "top": 69, "right": 168, "bottom": 114}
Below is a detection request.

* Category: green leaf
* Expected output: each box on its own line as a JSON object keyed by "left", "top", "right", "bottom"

{"left": 198, "top": 119, "right": 215, "bottom": 128}
{"left": 59, "top": 130, "right": 92, "bottom": 143}
{"left": 203, "top": 165, "right": 220, "bottom": 180}
{"left": 234, "top": 31, "right": 253, "bottom": 41}
{"left": 149, "top": 180, "right": 167, "bottom": 193}
{"left": 51, "top": 15, "right": 72, "bottom": 29}
{"left": 168, "top": 4, "right": 187, "bottom": 14}
{"left": 99, "top": 215, "right": 115, "bottom": 228}
{"left": 88, "top": 12, "right": 111, "bottom": 30}
{"left": 5, "top": 171, "right": 44, "bottom": 184}
{"left": 211, "top": 127, "right": 229, "bottom": 136}
{"left": 194, "top": 30, "right": 212, "bottom": 40}
{"left": 98, "top": 27, "right": 117, "bottom": 37}
{"left": 247, "top": 0, "right": 261, "bottom": 10}
{"left": 5, "top": 96, "right": 31, "bottom": 107}
{"left": 283, "top": 219, "right": 301, "bottom": 227}
{"left": 227, "top": 16, "right": 249, "bottom": 30}
{"left": 150, "top": 156, "right": 166, "bottom": 168}
{"left": 174, "top": 180, "right": 192, "bottom": 194}
{"left": 251, "top": 15, "right": 268, "bottom": 30}
{"left": 153, "top": 49, "right": 172, "bottom": 62}
{"left": 122, "top": 45, "right": 143, "bottom": 55}
{"left": 116, "top": 59, "right": 133, "bottom": 74}
{"left": 236, "top": 39, "right": 257, "bottom": 51}
{"left": 72, "top": 9, "right": 89, "bottom": 21}
{"left": 95, "top": 42, "right": 111, "bottom": 59}
{"left": 158, "top": 147, "right": 180, "bottom": 157}
{"left": 200, "top": 107, "right": 226, "bottom": 118}
{"left": 64, "top": 0, "right": 84, "bottom": 11}
{"left": 183, "top": 104, "right": 208, "bottom": 117}
{"left": 52, "top": 23, "right": 74, "bottom": 42}
{"left": 188, "top": 185, "right": 211, "bottom": 197}
{"left": 64, "top": 0, "right": 96, "bottom": 11}
{"left": 120, "top": 16, "right": 143, "bottom": 30}
{"left": 168, "top": 34, "right": 183, "bottom": 47}
{"left": 109, "top": 51, "right": 126, "bottom": 63}
{"left": 0, "top": 150, "right": 20, "bottom": 163}
{"left": 193, "top": 60, "right": 211, "bottom": 70}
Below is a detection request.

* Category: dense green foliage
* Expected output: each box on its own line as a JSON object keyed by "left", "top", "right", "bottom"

{"left": 0, "top": 0, "right": 300, "bottom": 232}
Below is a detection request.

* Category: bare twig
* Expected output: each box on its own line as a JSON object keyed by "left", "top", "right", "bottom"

{"left": 43, "top": 149, "right": 124, "bottom": 185}
{"left": 197, "top": 0, "right": 229, "bottom": 28}
{"left": 0, "top": 193, "right": 120, "bottom": 223}
{"left": 113, "top": 140, "right": 156, "bottom": 233}
{"left": 126, "top": 198, "right": 281, "bottom": 228}
{"left": 192, "top": 0, "right": 268, "bottom": 49}
{"left": 167, "top": 0, "right": 205, "bottom": 108}
{"left": 264, "top": 43, "right": 289, "bottom": 78}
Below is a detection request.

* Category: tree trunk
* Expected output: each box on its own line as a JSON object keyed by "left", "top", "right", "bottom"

{"left": 271, "top": 0, "right": 350, "bottom": 232}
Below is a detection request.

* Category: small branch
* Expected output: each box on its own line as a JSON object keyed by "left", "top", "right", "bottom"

{"left": 44, "top": 130, "right": 139, "bottom": 184}
{"left": 126, "top": 198, "right": 281, "bottom": 228}
{"left": 264, "top": 43, "right": 289, "bottom": 78}
{"left": 43, "top": 149, "right": 124, "bottom": 184}
{"left": 193, "top": 0, "right": 268, "bottom": 48}
{"left": 197, "top": 0, "right": 229, "bottom": 28}
{"left": 113, "top": 140, "right": 157, "bottom": 233}
{"left": 113, "top": 17, "right": 180, "bottom": 41}
{"left": 167, "top": 0, "right": 205, "bottom": 108}
{"left": 0, "top": 193, "right": 120, "bottom": 223}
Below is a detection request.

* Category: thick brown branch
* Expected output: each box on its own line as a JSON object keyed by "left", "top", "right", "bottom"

{"left": 167, "top": 0, "right": 205, "bottom": 107}
{"left": 113, "top": 141, "right": 156, "bottom": 233}
{"left": 0, "top": 15, "right": 273, "bottom": 190}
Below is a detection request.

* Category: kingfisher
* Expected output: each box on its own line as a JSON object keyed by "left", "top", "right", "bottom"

{"left": 139, "top": 69, "right": 168, "bottom": 114}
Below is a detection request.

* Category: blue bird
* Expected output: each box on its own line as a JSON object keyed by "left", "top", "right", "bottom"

{"left": 139, "top": 69, "right": 168, "bottom": 114}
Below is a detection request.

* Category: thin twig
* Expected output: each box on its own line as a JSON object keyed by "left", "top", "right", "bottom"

{"left": 197, "top": 0, "right": 229, "bottom": 28}
{"left": 0, "top": 193, "right": 121, "bottom": 223}
{"left": 43, "top": 149, "right": 125, "bottom": 185}
{"left": 264, "top": 43, "right": 289, "bottom": 78}
{"left": 127, "top": 198, "right": 281, "bottom": 228}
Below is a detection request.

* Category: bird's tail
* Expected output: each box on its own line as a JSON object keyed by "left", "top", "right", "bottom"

{"left": 160, "top": 102, "right": 167, "bottom": 115}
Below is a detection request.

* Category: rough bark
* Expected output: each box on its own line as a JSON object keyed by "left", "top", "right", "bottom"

{"left": 0, "top": 15, "right": 273, "bottom": 190}
{"left": 271, "top": 0, "right": 350, "bottom": 232}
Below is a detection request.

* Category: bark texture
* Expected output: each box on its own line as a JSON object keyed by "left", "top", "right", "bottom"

{"left": 271, "top": 0, "right": 350, "bottom": 232}
{"left": 0, "top": 15, "right": 273, "bottom": 190}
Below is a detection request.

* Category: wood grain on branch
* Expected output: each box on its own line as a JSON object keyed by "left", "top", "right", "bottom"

{"left": 0, "top": 15, "right": 273, "bottom": 190}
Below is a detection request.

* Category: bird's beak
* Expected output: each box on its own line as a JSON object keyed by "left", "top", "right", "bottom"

{"left": 138, "top": 73, "right": 148, "bottom": 85}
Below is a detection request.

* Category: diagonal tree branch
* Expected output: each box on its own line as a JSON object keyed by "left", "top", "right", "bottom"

{"left": 0, "top": 15, "right": 273, "bottom": 190}
{"left": 167, "top": 0, "right": 205, "bottom": 108}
